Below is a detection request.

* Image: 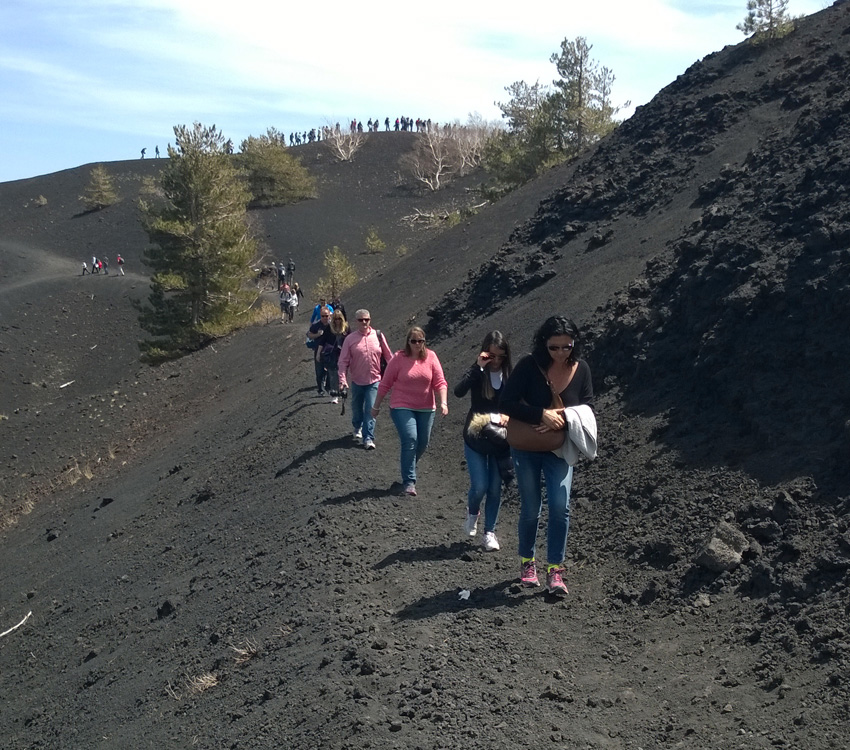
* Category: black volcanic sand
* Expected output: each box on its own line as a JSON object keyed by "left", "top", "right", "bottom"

{"left": 1, "top": 6, "right": 849, "bottom": 749}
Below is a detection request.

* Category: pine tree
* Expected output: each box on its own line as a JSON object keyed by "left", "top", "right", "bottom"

{"left": 80, "top": 164, "right": 119, "bottom": 211}
{"left": 483, "top": 37, "right": 625, "bottom": 195}
{"left": 313, "top": 247, "right": 357, "bottom": 301}
{"left": 238, "top": 129, "right": 316, "bottom": 207}
{"left": 138, "top": 123, "right": 256, "bottom": 357}
{"left": 737, "top": 0, "right": 793, "bottom": 43}
{"left": 364, "top": 227, "right": 386, "bottom": 254}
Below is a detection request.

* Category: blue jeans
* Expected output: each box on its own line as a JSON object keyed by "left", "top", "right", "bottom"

{"left": 349, "top": 382, "right": 378, "bottom": 442}
{"left": 390, "top": 408, "right": 435, "bottom": 486}
{"left": 512, "top": 448, "right": 573, "bottom": 565}
{"left": 464, "top": 443, "right": 503, "bottom": 533}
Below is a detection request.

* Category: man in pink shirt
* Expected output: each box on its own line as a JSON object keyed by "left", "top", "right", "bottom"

{"left": 337, "top": 309, "right": 393, "bottom": 449}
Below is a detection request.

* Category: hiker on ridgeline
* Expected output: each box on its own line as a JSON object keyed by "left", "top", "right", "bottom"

{"left": 141, "top": 148, "right": 146, "bottom": 159}
{"left": 455, "top": 331, "right": 514, "bottom": 552}
{"left": 117, "top": 254, "right": 125, "bottom": 276}
{"left": 307, "top": 306, "right": 334, "bottom": 397}
{"left": 371, "top": 326, "right": 448, "bottom": 496}
{"left": 155, "top": 145, "right": 160, "bottom": 158}
{"left": 500, "top": 315, "right": 595, "bottom": 597}
{"left": 338, "top": 310, "right": 392, "bottom": 450}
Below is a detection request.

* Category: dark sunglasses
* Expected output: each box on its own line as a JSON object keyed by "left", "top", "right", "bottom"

{"left": 547, "top": 344, "right": 574, "bottom": 352}
{"left": 409, "top": 339, "right": 426, "bottom": 344}
{"left": 357, "top": 317, "right": 370, "bottom": 322}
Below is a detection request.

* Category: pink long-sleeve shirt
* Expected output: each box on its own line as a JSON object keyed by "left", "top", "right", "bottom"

{"left": 338, "top": 328, "right": 393, "bottom": 388}
{"left": 377, "top": 349, "right": 448, "bottom": 410}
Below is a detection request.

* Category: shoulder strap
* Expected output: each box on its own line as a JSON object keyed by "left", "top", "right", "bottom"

{"left": 537, "top": 364, "right": 572, "bottom": 410}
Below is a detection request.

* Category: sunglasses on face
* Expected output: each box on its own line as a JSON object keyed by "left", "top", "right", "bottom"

{"left": 357, "top": 317, "right": 370, "bottom": 322}
{"left": 547, "top": 344, "right": 574, "bottom": 352}
{"left": 409, "top": 339, "right": 425, "bottom": 344}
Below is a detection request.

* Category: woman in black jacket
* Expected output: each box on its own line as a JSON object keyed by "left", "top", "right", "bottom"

{"left": 454, "top": 331, "right": 513, "bottom": 551}
{"left": 500, "top": 316, "right": 593, "bottom": 596}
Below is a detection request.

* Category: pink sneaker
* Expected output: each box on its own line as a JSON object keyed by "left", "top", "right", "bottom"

{"left": 520, "top": 559, "right": 539, "bottom": 587}
{"left": 545, "top": 566, "right": 568, "bottom": 596}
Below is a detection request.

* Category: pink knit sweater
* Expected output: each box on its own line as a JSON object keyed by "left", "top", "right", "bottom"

{"left": 377, "top": 350, "right": 448, "bottom": 410}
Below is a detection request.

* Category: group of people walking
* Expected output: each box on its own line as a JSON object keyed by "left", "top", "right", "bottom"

{"left": 305, "top": 308, "right": 597, "bottom": 596}
{"left": 82, "top": 255, "right": 125, "bottom": 276}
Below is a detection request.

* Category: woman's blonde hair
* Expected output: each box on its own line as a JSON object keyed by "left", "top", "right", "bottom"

{"left": 330, "top": 310, "right": 349, "bottom": 335}
{"left": 404, "top": 326, "right": 428, "bottom": 360}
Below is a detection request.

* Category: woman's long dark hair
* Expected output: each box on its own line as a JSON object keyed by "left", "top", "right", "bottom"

{"left": 480, "top": 330, "right": 512, "bottom": 400}
{"left": 531, "top": 316, "right": 581, "bottom": 368}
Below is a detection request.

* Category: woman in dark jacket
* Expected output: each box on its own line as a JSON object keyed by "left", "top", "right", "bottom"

{"left": 454, "top": 331, "right": 513, "bottom": 551}
{"left": 500, "top": 316, "right": 593, "bottom": 596}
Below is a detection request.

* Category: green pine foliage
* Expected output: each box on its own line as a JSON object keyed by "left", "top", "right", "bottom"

{"left": 737, "top": 0, "right": 794, "bottom": 43}
{"left": 138, "top": 122, "right": 257, "bottom": 359}
{"left": 80, "top": 164, "right": 119, "bottom": 211}
{"left": 483, "top": 37, "right": 626, "bottom": 197}
{"left": 238, "top": 129, "right": 316, "bottom": 207}
{"left": 312, "top": 246, "right": 357, "bottom": 301}
{"left": 364, "top": 226, "right": 386, "bottom": 254}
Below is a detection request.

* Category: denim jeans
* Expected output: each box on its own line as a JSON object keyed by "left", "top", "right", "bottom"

{"left": 464, "top": 443, "right": 503, "bottom": 533}
{"left": 349, "top": 382, "right": 378, "bottom": 442}
{"left": 390, "top": 408, "right": 435, "bottom": 486}
{"left": 512, "top": 448, "right": 573, "bottom": 565}
{"left": 314, "top": 358, "right": 331, "bottom": 394}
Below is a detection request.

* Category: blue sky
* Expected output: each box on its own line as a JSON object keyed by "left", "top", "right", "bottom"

{"left": 0, "top": 0, "right": 830, "bottom": 183}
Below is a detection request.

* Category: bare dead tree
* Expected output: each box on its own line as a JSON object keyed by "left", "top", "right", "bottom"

{"left": 401, "top": 129, "right": 460, "bottom": 191}
{"left": 323, "top": 127, "right": 367, "bottom": 162}
{"left": 453, "top": 117, "right": 499, "bottom": 176}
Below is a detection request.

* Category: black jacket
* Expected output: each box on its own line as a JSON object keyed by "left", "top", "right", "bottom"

{"left": 454, "top": 364, "right": 510, "bottom": 456}
{"left": 500, "top": 354, "right": 593, "bottom": 425}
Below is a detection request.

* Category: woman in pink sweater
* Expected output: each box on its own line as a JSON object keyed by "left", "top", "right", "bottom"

{"left": 372, "top": 326, "right": 448, "bottom": 496}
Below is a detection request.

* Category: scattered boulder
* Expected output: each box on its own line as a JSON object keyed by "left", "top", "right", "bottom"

{"left": 696, "top": 521, "right": 749, "bottom": 572}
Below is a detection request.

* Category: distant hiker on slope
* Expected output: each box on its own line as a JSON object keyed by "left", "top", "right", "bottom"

{"left": 117, "top": 254, "right": 125, "bottom": 276}
{"left": 371, "top": 326, "right": 448, "bottom": 495}
{"left": 279, "top": 284, "right": 293, "bottom": 323}
{"left": 81, "top": 261, "right": 88, "bottom": 275}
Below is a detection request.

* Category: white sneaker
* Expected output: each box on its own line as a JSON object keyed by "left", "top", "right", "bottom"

{"left": 464, "top": 512, "right": 479, "bottom": 537}
{"left": 364, "top": 439, "right": 376, "bottom": 450}
{"left": 353, "top": 428, "right": 362, "bottom": 441}
{"left": 331, "top": 397, "right": 339, "bottom": 404}
{"left": 482, "top": 532, "right": 500, "bottom": 551}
